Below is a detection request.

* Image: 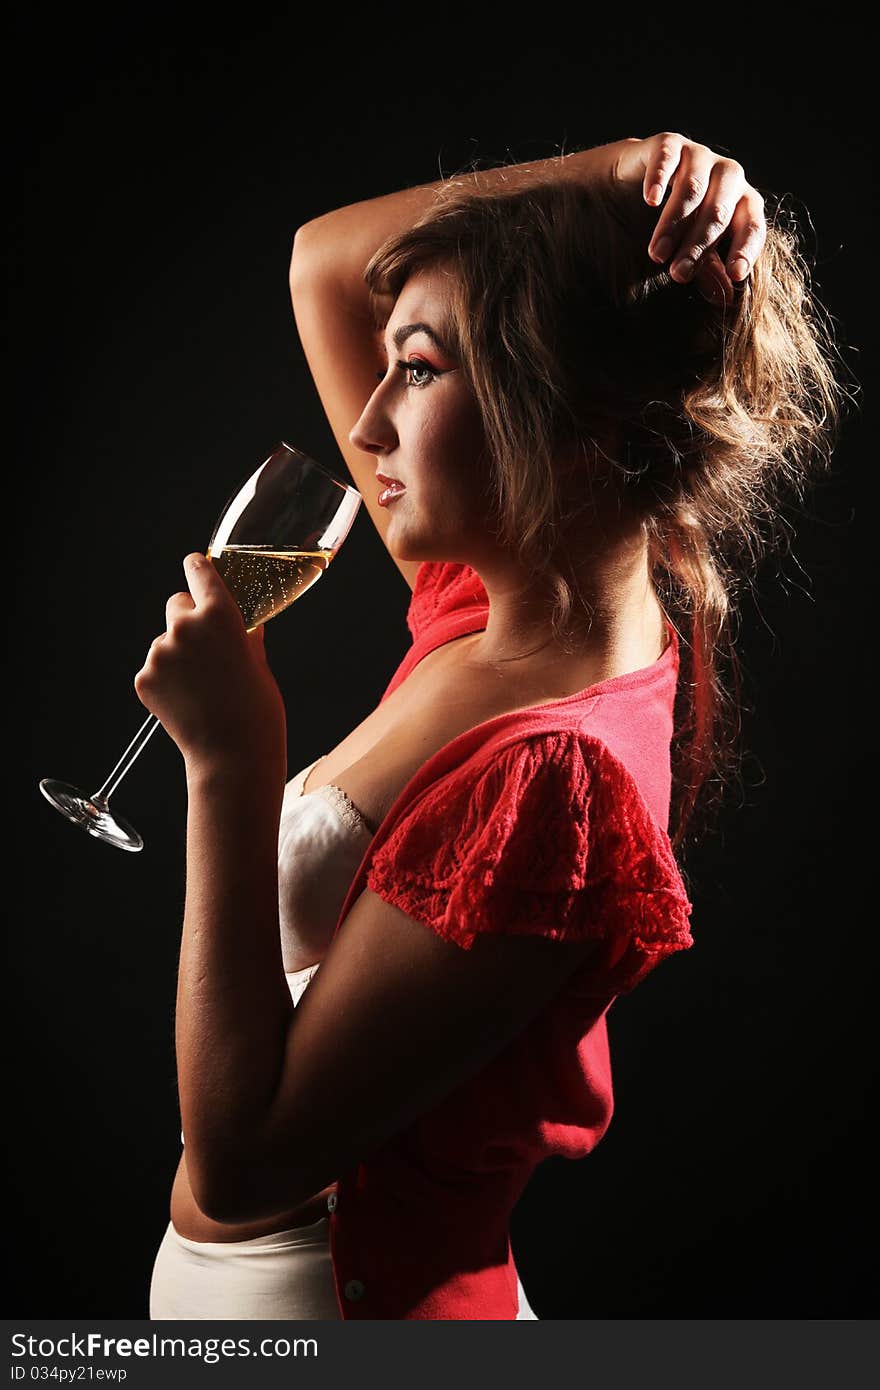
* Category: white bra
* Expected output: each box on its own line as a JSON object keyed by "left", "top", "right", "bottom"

{"left": 289, "top": 753, "right": 378, "bottom": 837}
{"left": 278, "top": 754, "right": 377, "bottom": 1001}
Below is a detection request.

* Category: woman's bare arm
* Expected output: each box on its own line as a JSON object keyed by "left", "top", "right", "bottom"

{"left": 290, "top": 137, "right": 635, "bottom": 285}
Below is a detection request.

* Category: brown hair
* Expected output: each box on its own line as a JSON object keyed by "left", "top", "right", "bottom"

{"left": 362, "top": 173, "right": 854, "bottom": 858}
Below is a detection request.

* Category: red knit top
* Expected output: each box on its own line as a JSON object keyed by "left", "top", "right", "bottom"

{"left": 326, "top": 560, "right": 694, "bottom": 1318}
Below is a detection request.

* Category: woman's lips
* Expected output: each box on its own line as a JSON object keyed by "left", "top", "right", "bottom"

{"left": 378, "top": 483, "right": 407, "bottom": 507}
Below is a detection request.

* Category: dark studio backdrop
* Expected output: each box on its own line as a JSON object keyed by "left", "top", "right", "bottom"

{"left": 8, "top": 15, "right": 871, "bottom": 1319}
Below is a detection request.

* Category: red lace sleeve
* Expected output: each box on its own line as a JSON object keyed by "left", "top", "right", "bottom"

{"left": 365, "top": 730, "right": 694, "bottom": 994}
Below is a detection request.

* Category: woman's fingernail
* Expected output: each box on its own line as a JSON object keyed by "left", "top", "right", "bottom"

{"left": 651, "top": 235, "right": 674, "bottom": 261}
{"left": 728, "top": 255, "right": 750, "bottom": 281}
{"left": 671, "top": 258, "right": 695, "bottom": 283}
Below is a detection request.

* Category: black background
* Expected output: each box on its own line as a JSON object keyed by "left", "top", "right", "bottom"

{"left": 9, "top": 13, "right": 872, "bottom": 1318}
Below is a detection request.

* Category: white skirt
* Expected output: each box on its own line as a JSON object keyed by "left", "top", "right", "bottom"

{"left": 149, "top": 1215, "right": 539, "bottom": 1320}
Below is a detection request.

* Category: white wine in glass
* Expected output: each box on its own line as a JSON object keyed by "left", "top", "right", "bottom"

{"left": 39, "top": 442, "right": 362, "bottom": 852}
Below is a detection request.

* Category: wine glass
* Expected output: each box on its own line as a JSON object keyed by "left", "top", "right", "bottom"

{"left": 39, "top": 442, "right": 362, "bottom": 852}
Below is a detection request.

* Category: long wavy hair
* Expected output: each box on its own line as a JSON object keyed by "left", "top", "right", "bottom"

{"left": 362, "top": 171, "right": 854, "bottom": 859}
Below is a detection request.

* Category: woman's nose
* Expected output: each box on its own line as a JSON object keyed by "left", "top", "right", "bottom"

{"left": 349, "top": 383, "right": 396, "bottom": 456}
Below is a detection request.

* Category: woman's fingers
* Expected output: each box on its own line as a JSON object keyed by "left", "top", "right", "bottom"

{"left": 623, "top": 131, "right": 767, "bottom": 293}
{"left": 638, "top": 132, "right": 686, "bottom": 207}
{"left": 648, "top": 143, "right": 718, "bottom": 268}
{"left": 647, "top": 139, "right": 711, "bottom": 261}
{"left": 721, "top": 187, "right": 767, "bottom": 281}
{"left": 669, "top": 163, "right": 751, "bottom": 283}
{"left": 166, "top": 591, "right": 196, "bottom": 629}
{"left": 649, "top": 151, "right": 745, "bottom": 279}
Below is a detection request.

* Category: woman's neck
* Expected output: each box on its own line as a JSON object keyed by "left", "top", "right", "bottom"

{"left": 465, "top": 522, "right": 667, "bottom": 677}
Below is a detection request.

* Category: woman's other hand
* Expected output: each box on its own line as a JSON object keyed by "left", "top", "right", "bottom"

{"left": 134, "top": 553, "right": 287, "bottom": 779}
{"left": 614, "top": 133, "right": 767, "bottom": 309}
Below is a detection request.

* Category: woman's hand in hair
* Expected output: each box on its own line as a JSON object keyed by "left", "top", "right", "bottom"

{"left": 614, "top": 133, "right": 767, "bottom": 310}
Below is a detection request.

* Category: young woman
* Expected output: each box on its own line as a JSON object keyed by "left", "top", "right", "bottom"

{"left": 145, "top": 133, "right": 845, "bottom": 1319}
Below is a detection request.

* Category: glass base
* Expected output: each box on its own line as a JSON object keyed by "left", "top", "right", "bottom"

{"left": 39, "top": 779, "right": 144, "bottom": 852}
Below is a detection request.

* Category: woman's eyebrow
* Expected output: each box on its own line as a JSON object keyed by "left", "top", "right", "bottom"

{"left": 376, "top": 322, "right": 452, "bottom": 358}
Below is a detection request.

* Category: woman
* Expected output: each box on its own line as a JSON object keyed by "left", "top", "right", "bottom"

{"left": 145, "top": 133, "right": 845, "bottom": 1319}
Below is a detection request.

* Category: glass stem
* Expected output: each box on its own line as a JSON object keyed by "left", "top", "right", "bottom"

{"left": 91, "top": 713, "right": 163, "bottom": 805}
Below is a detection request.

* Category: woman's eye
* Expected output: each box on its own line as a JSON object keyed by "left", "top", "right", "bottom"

{"left": 374, "top": 359, "right": 440, "bottom": 389}
{"left": 395, "top": 358, "right": 438, "bottom": 388}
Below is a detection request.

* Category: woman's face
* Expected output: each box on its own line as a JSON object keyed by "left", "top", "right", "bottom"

{"left": 348, "top": 265, "right": 494, "bottom": 565}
